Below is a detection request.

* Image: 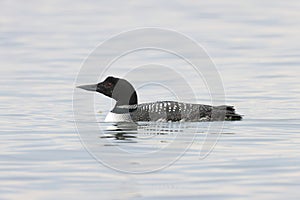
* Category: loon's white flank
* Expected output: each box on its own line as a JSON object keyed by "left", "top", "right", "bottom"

{"left": 104, "top": 112, "right": 133, "bottom": 122}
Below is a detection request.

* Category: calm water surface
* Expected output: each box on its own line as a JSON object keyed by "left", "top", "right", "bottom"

{"left": 1, "top": 1, "right": 300, "bottom": 199}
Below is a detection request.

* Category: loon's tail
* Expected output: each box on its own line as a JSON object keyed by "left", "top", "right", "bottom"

{"left": 215, "top": 105, "right": 243, "bottom": 121}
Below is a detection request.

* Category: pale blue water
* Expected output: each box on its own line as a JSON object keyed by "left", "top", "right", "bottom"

{"left": 1, "top": 1, "right": 300, "bottom": 199}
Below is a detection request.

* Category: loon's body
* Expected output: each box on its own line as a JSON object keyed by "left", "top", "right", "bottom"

{"left": 77, "top": 76, "right": 242, "bottom": 122}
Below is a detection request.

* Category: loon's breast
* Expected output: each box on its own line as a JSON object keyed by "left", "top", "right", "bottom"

{"left": 105, "top": 112, "right": 133, "bottom": 122}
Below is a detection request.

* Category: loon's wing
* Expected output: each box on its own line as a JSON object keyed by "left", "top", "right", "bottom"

{"left": 130, "top": 101, "right": 181, "bottom": 121}
{"left": 130, "top": 101, "right": 242, "bottom": 122}
{"left": 130, "top": 101, "right": 210, "bottom": 122}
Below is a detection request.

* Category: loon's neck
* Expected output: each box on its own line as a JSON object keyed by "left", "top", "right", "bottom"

{"left": 111, "top": 91, "right": 138, "bottom": 114}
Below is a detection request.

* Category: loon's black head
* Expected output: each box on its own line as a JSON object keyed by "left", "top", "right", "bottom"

{"left": 77, "top": 76, "right": 138, "bottom": 106}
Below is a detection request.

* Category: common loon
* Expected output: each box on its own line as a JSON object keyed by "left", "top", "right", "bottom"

{"left": 77, "top": 76, "right": 242, "bottom": 122}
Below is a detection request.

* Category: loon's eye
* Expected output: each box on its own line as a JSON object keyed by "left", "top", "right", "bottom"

{"left": 106, "top": 82, "right": 113, "bottom": 87}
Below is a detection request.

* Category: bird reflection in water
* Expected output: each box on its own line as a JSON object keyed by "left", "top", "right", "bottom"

{"left": 100, "top": 122, "right": 188, "bottom": 142}
{"left": 101, "top": 122, "right": 138, "bottom": 142}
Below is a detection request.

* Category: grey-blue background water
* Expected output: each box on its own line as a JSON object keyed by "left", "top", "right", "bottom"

{"left": 1, "top": 1, "right": 300, "bottom": 199}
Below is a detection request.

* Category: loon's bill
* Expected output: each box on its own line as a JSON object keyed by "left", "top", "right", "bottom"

{"left": 76, "top": 84, "right": 97, "bottom": 91}
{"left": 77, "top": 76, "right": 243, "bottom": 122}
